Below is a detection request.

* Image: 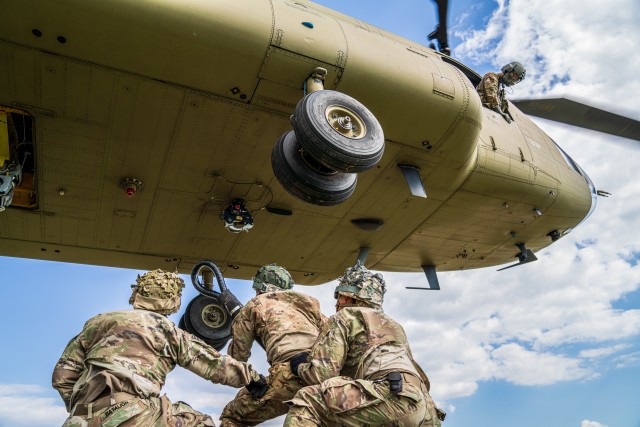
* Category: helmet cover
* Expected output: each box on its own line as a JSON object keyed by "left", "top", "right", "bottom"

{"left": 334, "top": 261, "right": 386, "bottom": 310}
{"left": 129, "top": 269, "right": 185, "bottom": 314}
{"left": 252, "top": 263, "right": 293, "bottom": 293}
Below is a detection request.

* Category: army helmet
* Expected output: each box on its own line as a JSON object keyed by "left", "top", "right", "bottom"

{"left": 252, "top": 263, "right": 293, "bottom": 293}
{"left": 129, "top": 269, "right": 185, "bottom": 315}
{"left": 500, "top": 61, "right": 526, "bottom": 86}
{"left": 334, "top": 261, "right": 386, "bottom": 310}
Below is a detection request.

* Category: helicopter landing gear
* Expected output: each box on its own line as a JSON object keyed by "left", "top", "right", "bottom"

{"left": 178, "top": 260, "right": 242, "bottom": 351}
{"left": 272, "top": 130, "right": 357, "bottom": 206}
{"left": 292, "top": 90, "right": 384, "bottom": 173}
{"left": 272, "top": 90, "right": 384, "bottom": 206}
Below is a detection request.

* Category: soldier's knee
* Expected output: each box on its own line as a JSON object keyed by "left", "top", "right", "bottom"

{"left": 219, "top": 419, "right": 243, "bottom": 427}
{"left": 283, "top": 406, "right": 318, "bottom": 427}
{"left": 197, "top": 419, "right": 216, "bottom": 427}
{"left": 219, "top": 410, "right": 245, "bottom": 427}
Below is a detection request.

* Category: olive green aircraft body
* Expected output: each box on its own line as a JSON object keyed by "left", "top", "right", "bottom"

{"left": 0, "top": 0, "right": 597, "bottom": 285}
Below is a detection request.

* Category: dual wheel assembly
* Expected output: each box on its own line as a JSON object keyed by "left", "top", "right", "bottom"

{"left": 272, "top": 90, "right": 385, "bottom": 206}
{"left": 178, "top": 260, "right": 243, "bottom": 351}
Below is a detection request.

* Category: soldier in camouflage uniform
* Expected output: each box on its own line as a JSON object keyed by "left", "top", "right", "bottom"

{"left": 219, "top": 264, "right": 326, "bottom": 426}
{"left": 476, "top": 61, "right": 526, "bottom": 124}
{"left": 52, "top": 269, "right": 267, "bottom": 427}
{"left": 284, "top": 261, "right": 444, "bottom": 427}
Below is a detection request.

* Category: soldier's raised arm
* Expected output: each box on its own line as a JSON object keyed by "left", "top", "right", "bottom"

{"left": 226, "top": 298, "right": 258, "bottom": 362}
{"left": 52, "top": 269, "right": 267, "bottom": 427}
{"left": 172, "top": 324, "right": 260, "bottom": 387}
{"left": 296, "top": 313, "right": 350, "bottom": 385}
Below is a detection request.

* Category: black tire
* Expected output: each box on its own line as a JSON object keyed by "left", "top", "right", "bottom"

{"left": 179, "top": 298, "right": 196, "bottom": 333}
{"left": 292, "top": 90, "right": 384, "bottom": 173}
{"left": 180, "top": 298, "right": 231, "bottom": 350}
{"left": 272, "top": 130, "right": 357, "bottom": 206}
{"left": 186, "top": 294, "right": 233, "bottom": 341}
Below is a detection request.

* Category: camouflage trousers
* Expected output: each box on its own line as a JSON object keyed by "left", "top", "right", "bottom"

{"left": 62, "top": 394, "right": 215, "bottom": 427}
{"left": 283, "top": 376, "right": 442, "bottom": 427}
{"left": 220, "top": 362, "right": 305, "bottom": 426}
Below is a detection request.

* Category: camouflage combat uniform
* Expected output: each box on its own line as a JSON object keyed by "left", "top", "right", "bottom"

{"left": 284, "top": 307, "right": 441, "bottom": 427}
{"left": 220, "top": 291, "right": 326, "bottom": 426}
{"left": 53, "top": 309, "right": 261, "bottom": 427}
{"left": 476, "top": 72, "right": 507, "bottom": 111}
{"left": 284, "top": 261, "right": 441, "bottom": 427}
{"left": 53, "top": 269, "right": 262, "bottom": 427}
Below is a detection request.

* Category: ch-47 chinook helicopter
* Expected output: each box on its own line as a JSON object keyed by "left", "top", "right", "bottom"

{"left": 1, "top": 0, "right": 639, "bottom": 293}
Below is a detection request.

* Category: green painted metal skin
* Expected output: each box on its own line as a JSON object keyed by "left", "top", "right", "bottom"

{"left": 0, "top": 0, "right": 596, "bottom": 284}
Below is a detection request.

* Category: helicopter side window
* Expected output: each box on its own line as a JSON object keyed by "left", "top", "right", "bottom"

{"left": 552, "top": 139, "right": 598, "bottom": 222}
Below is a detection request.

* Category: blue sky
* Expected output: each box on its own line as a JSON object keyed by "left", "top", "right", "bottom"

{"left": 1, "top": 1, "right": 640, "bottom": 427}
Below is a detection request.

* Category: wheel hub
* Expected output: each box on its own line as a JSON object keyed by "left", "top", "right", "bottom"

{"left": 201, "top": 304, "right": 227, "bottom": 329}
{"left": 325, "top": 105, "right": 366, "bottom": 139}
{"left": 337, "top": 116, "right": 352, "bottom": 130}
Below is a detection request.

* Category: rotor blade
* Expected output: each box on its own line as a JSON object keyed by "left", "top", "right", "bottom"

{"left": 512, "top": 97, "right": 640, "bottom": 141}
{"left": 428, "top": 0, "right": 449, "bottom": 53}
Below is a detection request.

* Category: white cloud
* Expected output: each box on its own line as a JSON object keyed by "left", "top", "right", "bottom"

{"left": 453, "top": 0, "right": 510, "bottom": 64}
{"left": 581, "top": 421, "right": 608, "bottom": 427}
{"left": 579, "top": 344, "right": 629, "bottom": 359}
{"left": 613, "top": 351, "right": 640, "bottom": 369}
{"left": 0, "top": 385, "right": 67, "bottom": 427}
{"left": 456, "top": 0, "right": 640, "bottom": 115}
{"left": 490, "top": 343, "right": 593, "bottom": 385}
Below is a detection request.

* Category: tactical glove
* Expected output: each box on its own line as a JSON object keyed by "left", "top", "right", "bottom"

{"left": 289, "top": 352, "right": 310, "bottom": 377}
{"left": 245, "top": 374, "right": 269, "bottom": 399}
